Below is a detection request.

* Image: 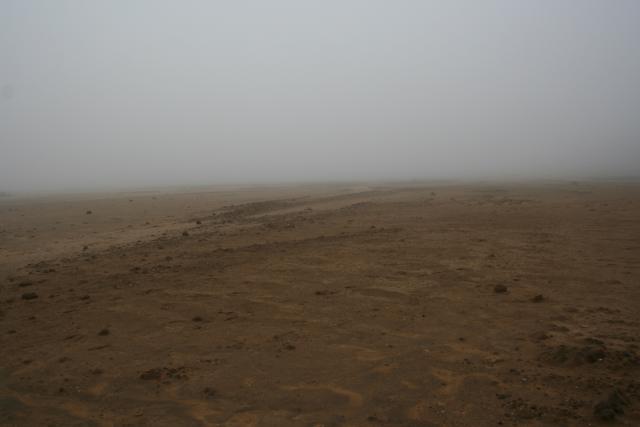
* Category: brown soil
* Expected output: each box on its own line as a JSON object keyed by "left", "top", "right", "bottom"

{"left": 1, "top": 182, "right": 639, "bottom": 426}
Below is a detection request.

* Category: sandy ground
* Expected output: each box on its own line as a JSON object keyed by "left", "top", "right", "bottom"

{"left": 0, "top": 182, "right": 639, "bottom": 426}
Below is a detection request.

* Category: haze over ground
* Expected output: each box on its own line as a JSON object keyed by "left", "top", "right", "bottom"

{"left": 1, "top": 1, "right": 639, "bottom": 192}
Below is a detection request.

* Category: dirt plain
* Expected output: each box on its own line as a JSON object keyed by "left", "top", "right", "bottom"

{"left": 0, "top": 181, "right": 639, "bottom": 426}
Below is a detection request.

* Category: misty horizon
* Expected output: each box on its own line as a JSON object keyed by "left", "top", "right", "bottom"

{"left": 2, "top": 1, "right": 640, "bottom": 192}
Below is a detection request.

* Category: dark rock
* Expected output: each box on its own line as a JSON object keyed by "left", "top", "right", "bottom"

{"left": 140, "top": 368, "right": 162, "bottom": 380}
{"left": 536, "top": 338, "right": 638, "bottom": 367}
{"left": 532, "top": 294, "right": 545, "bottom": 303}
{"left": 140, "top": 366, "right": 187, "bottom": 381}
{"left": 494, "top": 284, "right": 508, "bottom": 293}
{"left": 594, "top": 402, "right": 616, "bottom": 421}
{"left": 21, "top": 292, "right": 38, "bottom": 300}
{"left": 531, "top": 331, "right": 551, "bottom": 341}
{"left": 98, "top": 328, "right": 110, "bottom": 336}
{"left": 584, "top": 347, "right": 606, "bottom": 363}
{"left": 594, "top": 389, "right": 629, "bottom": 421}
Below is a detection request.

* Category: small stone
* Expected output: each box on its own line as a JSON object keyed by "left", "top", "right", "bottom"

{"left": 140, "top": 368, "right": 162, "bottom": 380}
{"left": 98, "top": 328, "right": 110, "bottom": 336}
{"left": 494, "top": 284, "right": 508, "bottom": 293}
{"left": 21, "top": 292, "right": 38, "bottom": 300}
{"left": 593, "top": 389, "right": 629, "bottom": 421}
{"left": 594, "top": 402, "right": 616, "bottom": 421}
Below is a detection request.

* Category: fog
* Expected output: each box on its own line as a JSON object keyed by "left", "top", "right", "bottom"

{"left": 1, "top": 1, "right": 639, "bottom": 192}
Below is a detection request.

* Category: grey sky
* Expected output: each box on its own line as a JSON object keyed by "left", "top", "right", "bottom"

{"left": 1, "top": 1, "right": 639, "bottom": 191}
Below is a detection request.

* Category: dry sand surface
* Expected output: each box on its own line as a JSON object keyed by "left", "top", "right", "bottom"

{"left": 1, "top": 182, "right": 639, "bottom": 426}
